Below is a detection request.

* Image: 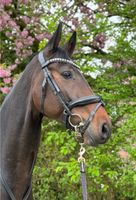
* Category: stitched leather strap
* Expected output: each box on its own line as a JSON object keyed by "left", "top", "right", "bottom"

{"left": 80, "top": 162, "right": 87, "bottom": 200}
{"left": 68, "top": 96, "right": 104, "bottom": 110}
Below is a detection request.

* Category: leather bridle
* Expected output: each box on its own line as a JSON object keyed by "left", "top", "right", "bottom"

{"left": 38, "top": 51, "right": 105, "bottom": 200}
{"left": 38, "top": 51, "right": 104, "bottom": 138}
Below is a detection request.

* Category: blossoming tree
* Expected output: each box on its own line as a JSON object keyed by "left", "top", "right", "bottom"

{"left": 0, "top": 0, "right": 51, "bottom": 94}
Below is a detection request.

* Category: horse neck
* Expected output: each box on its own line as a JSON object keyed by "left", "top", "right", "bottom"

{"left": 0, "top": 57, "right": 42, "bottom": 198}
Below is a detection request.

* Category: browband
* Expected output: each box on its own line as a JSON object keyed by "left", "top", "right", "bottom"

{"left": 38, "top": 51, "right": 79, "bottom": 69}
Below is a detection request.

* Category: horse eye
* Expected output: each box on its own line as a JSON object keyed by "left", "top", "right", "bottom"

{"left": 61, "top": 71, "right": 72, "bottom": 79}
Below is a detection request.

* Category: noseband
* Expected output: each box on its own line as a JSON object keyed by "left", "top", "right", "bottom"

{"left": 38, "top": 51, "right": 104, "bottom": 137}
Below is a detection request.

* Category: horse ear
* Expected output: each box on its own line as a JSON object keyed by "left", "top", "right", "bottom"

{"left": 47, "top": 22, "right": 62, "bottom": 52}
{"left": 65, "top": 31, "right": 76, "bottom": 56}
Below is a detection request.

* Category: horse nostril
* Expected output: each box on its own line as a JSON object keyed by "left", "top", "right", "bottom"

{"left": 101, "top": 123, "right": 110, "bottom": 141}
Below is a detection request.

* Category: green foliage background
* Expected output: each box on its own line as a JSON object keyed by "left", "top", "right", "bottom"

{"left": 0, "top": 0, "right": 136, "bottom": 199}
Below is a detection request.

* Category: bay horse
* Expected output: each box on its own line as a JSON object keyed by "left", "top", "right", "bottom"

{"left": 0, "top": 23, "right": 112, "bottom": 200}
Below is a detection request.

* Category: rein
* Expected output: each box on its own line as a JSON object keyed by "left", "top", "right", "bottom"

{"left": 78, "top": 143, "right": 87, "bottom": 200}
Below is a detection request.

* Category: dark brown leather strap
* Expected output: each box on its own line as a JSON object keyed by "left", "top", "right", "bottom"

{"left": 68, "top": 96, "right": 104, "bottom": 110}
{"left": 80, "top": 162, "right": 88, "bottom": 200}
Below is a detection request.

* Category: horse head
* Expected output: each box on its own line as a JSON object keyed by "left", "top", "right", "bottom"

{"left": 32, "top": 23, "right": 112, "bottom": 146}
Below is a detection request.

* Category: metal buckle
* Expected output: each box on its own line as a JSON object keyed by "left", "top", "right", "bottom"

{"left": 68, "top": 113, "right": 83, "bottom": 128}
{"left": 78, "top": 143, "right": 86, "bottom": 163}
{"left": 68, "top": 113, "right": 84, "bottom": 142}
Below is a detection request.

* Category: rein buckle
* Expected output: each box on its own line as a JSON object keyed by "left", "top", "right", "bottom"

{"left": 78, "top": 143, "right": 86, "bottom": 163}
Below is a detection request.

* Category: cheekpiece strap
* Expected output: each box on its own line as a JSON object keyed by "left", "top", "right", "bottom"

{"left": 38, "top": 51, "right": 46, "bottom": 68}
{"left": 38, "top": 51, "right": 47, "bottom": 114}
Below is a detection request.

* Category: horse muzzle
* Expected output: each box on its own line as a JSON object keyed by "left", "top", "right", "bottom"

{"left": 83, "top": 121, "right": 112, "bottom": 146}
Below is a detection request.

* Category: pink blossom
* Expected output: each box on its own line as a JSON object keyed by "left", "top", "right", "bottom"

{"left": 21, "top": 30, "right": 28, "bottom": 38}
{"left": 35, "top": 33, "right": 45, "bottom": 41}
{"left": 8, "top": 20, "right": 17, "bottom": 28}
{"left": 0, "top": 87, "right": 11, "bottom": 94}
{"left": 0, "top": 0, "right": 12, "bottom": 6}
{"left": 21, "top": 49, "right": 32, "bottom": 58}
{"left": 9, "top": 64, "right": 17, "bottom": 71}
{"left": 15, "top": 41, "right": 23, "bottom": 48}
{"left": 3, "top": 77, "right": 11, "bottom": 84}
{"left": 0, "top": 69, "right": 11, "bottom": 78}
{"left": 16, "top": 50, "right": 22, "bottom": 57}
{"left": 22, "top": 16, "right": 30, "bottom": 24}
{"left": 27, "top": 36, "right": 34, "bottom": 45}
{"left": 2, "top": 13, "right": 10, "bottom": 22}
{"left": 2, "top": 12, "right": 10, "bottom": 21}
{"left": 45, "top": 33, "right": 51, "bottom": 40}
{"left": 35, "top": 33, "right": 51, "bottom": 41}
{"left": 20, "top": 0, "right": 28, "bottom": 4}
{"left": 31, "top": 16, "right": 39, "bottom": 23}
{"left": 0, "top": 18, "right": 2, "bottom": 26}
{"left": 0, "top": 12, "right": 10, "bottom": 28}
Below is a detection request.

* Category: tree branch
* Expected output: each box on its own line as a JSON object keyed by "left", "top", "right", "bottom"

{"left": 83, "top": 44, "right": 107, "bottom": 55}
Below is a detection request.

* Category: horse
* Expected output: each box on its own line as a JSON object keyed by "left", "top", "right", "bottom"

{"left": 0, "top": 23, "right": 112, "bottom": 200}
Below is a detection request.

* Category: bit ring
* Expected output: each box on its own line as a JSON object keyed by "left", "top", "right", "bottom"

{"left": 68, "top": 113, "right": 83, "bottom": 129}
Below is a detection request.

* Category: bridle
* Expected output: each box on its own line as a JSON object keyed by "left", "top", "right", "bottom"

{"left": 38, "top": 51, "right": 104, "bottom": 141}
{"left": 0, "top": 51, "right": 104, "bottom": 200}
{"left": 38, "top": 51, "right": 105, "bottom": 200}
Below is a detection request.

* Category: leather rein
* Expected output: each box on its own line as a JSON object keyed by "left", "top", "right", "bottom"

{"left": 0, "top": 51, "right": 104, "bottom": 200}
